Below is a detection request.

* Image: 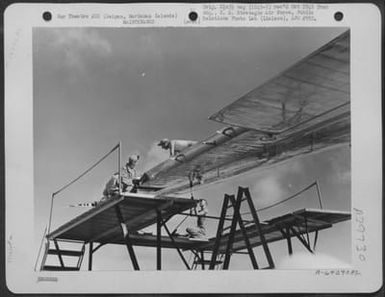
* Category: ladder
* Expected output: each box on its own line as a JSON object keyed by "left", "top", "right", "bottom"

{"left": 40, "top": 238, "right": 86, "bottom": 271}
{"left": 209, "top": 187, "right": 275, "bottom": 270}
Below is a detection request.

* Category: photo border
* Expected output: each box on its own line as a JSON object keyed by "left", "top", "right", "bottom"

{"left": 2, "top": 1, "right": 383, "bottom": 295}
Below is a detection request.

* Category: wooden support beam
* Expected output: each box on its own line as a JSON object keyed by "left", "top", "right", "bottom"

{"left": 88, "top": 242, "right": 93, "bottom": 271}
{"left": 313, "top": 230, "right": 319, "bottom": 251}
{"left": 304, "top": 214, "right": 311, "bottom": 246}
{"left": 92, "top": 242, "right": 106, "bottom": 254}
{"left": 115, "top": 206, "right": 140, "bottom": 271}
{"left": 162, "top": 223, "right": 191, "bottom": 270}
{"left": 286, "top": 227, "right": 293, "bottom": 255}
{"left": 77, "top": 244, "right": 85, "bottom": 270}
{"left": 289, "top": 226, "right": 314, "bottom": 254}
{"left": 280, "top": 227, "right": 293, "bottom": 255}
{"left": 156, "top": 210, "right": 162, "bottom": 270}
{"left": 53, "top": 239, "right": 65, "bottom": 268}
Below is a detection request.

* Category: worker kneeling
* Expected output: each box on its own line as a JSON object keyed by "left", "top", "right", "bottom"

{"left": 101, "top": 154, "right": 141, "bottom": 201}
{"left": 186, "top": 199, "right": 208, "bottom": 240}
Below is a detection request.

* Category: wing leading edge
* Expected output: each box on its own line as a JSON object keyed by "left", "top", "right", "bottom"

{"left": 142, "top": 31, "right": 350, "bottom": 195}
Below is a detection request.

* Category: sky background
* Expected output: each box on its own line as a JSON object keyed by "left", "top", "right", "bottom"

{"left": 33, "top": 27, "right": 350, "bottom": 271}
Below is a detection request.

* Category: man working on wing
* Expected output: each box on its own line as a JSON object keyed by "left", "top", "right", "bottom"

{"left": 158, "top": 139, "right": 197, "bottom": 157}
{"left": 102, "top": 154, "right": 140, "bottom": 200}
{"left": 186, "top": 199, "right": 208, "bottom": 239}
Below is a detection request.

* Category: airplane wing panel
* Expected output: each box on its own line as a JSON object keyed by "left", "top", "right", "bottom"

{"left": 141, "top": 31, "right": 350, "bottom": 195}
{"left": 144, "top": 129, "right": 264, "bottom": 189}
{"left": 143, "top": 109, "right": 350, "bottom": 195}
{"left": 209, "top": 31, "right": 350, "bottom": 132}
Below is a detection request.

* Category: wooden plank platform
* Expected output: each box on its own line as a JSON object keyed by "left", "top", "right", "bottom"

{"left": 47, "top": 193, "right": 198, "bottom": 244}
{"left": 111, "top": 233, "right": 207, "bottom": 249}
{"left": 48, "top": 204, "right": 350, "bottom": 254}
{"left": 197, "top": 208, "right": 351, "bottom": 253}
{"left": 81, "top": 208, "right": 350, "bottom": 252}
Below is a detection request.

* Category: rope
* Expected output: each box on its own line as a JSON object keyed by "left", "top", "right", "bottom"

{"left": 53, "top": 143, "right": 120, "bottom": 196}
{"left": 47, "top": 193, "right": 55, "bottom": 235}
{"left": 188, "top": 172, "right": 198, "bottom": 216}
{"left": 47, "top": 143, "right": 120, "bottom": 236}
{"left": 188, "top": 171, "right": 196, "bottom": 200}
{"left": 241, "top": 181, "right": 317, "bottom": 215}
{"left": 315, "top": 180, "right": 324, "bottom": 209}
{"left": 171, "top": 173, "right": 199, "bottom": 234}
{"left": 176, "top": 181, "right": 318, "bottom": 224}
{"left": 171, "top": 178, "right": 197, "bottom": 234}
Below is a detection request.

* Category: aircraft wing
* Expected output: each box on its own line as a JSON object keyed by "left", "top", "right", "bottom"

{"left": 209, "top": 31, "right": 349, "bottom": 132}
{"left": 142, "top": 31, "right": 350, "bottom": 195}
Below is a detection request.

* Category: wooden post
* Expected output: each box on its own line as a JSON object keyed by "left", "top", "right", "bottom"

{"left": 53, "top": 239, "right": 65, "bottom": 268}
{"left": 115, "top": 206, "right": 140, "bottom": 270}
{"left": 285, "top": 227, "right": 293, "bottom": 255}
{"left": 315, "top": 180, "right": 324, "bottom": 209}
{"left": 118, "top": 142, "right": 122, "bottom": 195}
{"left": 88, "top": 242, "right": 93, "bottom": 271}
{"left": 163, "top": 223, "right": 191, "bottom": 270}
{"left": 156, "top": 210, "right": 162, "bottom": 270}
{"left": 289, "top": 226, "right": 314, "bottom": 254}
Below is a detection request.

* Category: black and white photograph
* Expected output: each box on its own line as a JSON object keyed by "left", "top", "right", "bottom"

{"left": 33, "top": 27, "right": 351, "bottom": 271}
{"left": 4, "top": 3, "right": 382, "bottom": 294}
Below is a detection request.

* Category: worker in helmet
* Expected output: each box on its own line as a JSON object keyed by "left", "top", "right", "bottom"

{"left": 186, "top": 199, "right": 208, "bottom": 240}
{"left": 101, "top": 154, "right": 140, "bottom": 200}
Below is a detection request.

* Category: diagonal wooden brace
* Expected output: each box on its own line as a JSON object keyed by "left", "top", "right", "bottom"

{"left": 115, "top": 205, "right": 140, "bottom": 270}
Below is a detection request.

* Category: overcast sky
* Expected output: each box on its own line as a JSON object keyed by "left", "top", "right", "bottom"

{"left": 33, "top": 27, "right": 350, "bottom": 271}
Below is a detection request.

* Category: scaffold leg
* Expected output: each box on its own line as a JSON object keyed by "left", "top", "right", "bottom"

{"left": 88, "top": 242, "right": 93, "bottom": 271}
{"left": 115, "top": 205, "right": 140, "bottom": 271}
{"left": 280, "top": 227, "right": 293, "bottom": 255}
{"left": 289, "top": 226, "right": 314, "bottom": 254}
{"left": 156, "top": 210, "right": 162, "bottom": 270}
{"left": 162, "top": 222, "right": 191, "bottom": 270}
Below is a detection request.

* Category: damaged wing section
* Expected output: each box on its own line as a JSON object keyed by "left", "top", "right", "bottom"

{"left": 141, "top": 31, "right": 350, "bottom": 195}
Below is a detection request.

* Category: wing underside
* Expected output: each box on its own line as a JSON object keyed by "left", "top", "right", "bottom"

{"left": 142, "top": 31, "right": 350, "bottom": 195}
{"left": 209, "top": 31, "right": 350, "bottom": 132}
